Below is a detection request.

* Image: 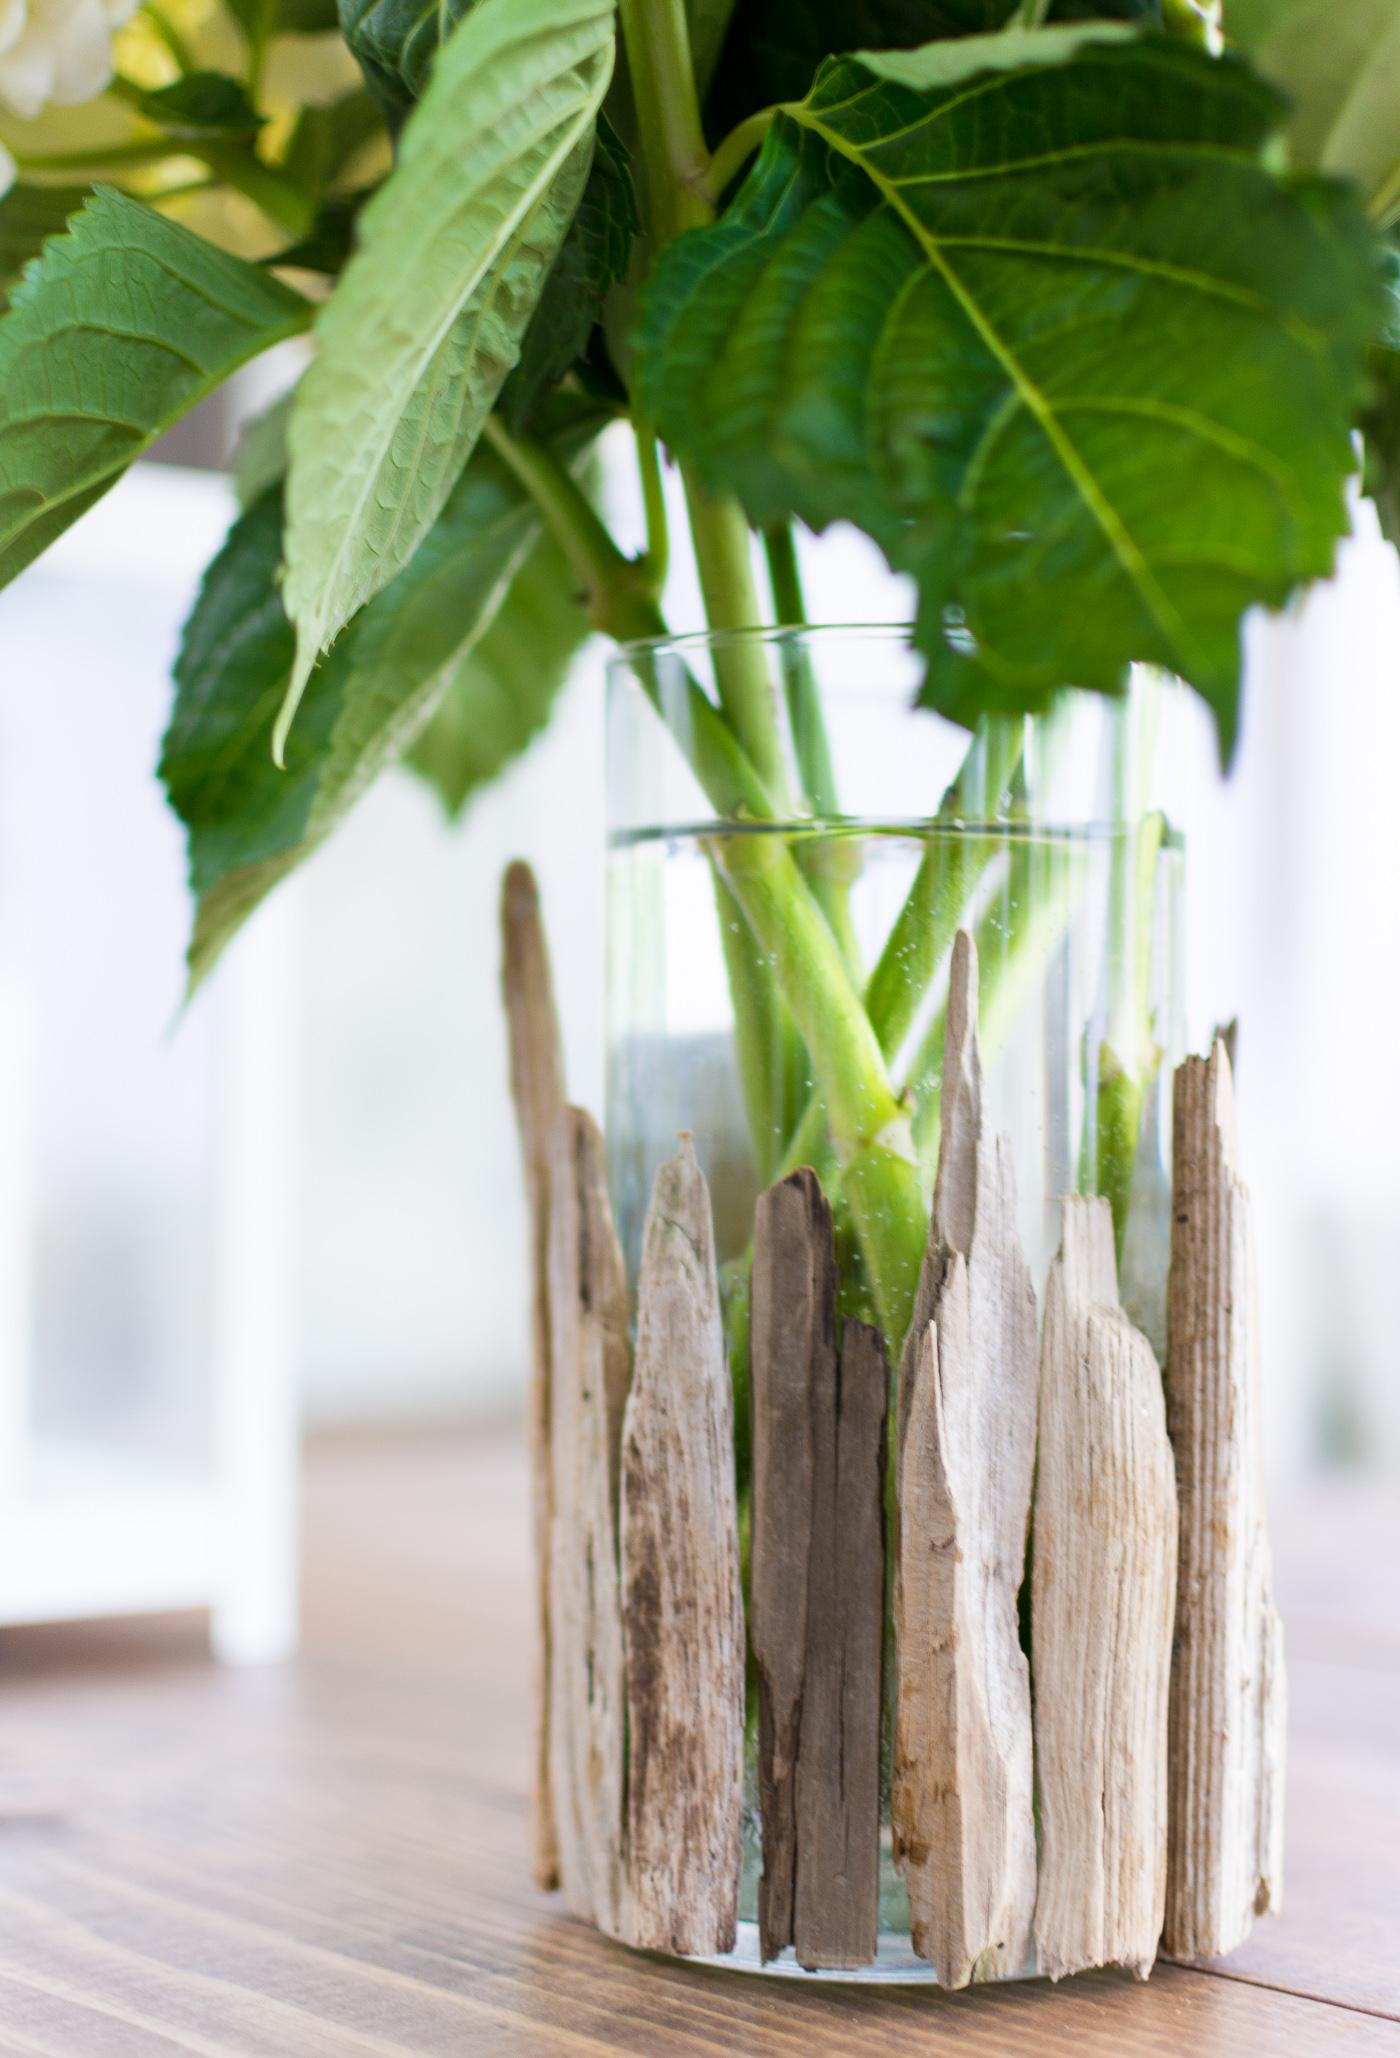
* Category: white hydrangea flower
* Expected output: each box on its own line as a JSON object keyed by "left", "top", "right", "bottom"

{"left": 0, "top": 0, "right": 138, "bottom": 130}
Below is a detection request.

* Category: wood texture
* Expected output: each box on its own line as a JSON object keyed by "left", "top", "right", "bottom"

{"left": 794, "top": 1315, "right": 888, "bottom": 1972}
{"left": 1032, "top": 1196, "right": 1179, "bottom": 1982}
{"left": 620, "top": 1135, "right": 745, "bottom": 1956}
{"left": 1164, "top": 1039, "right": 1287, "bottom": 1962}
{"left": 748, "top": 1166, "right": 836, "bottom": 1961}
{"left": 501, "top": 859, "right": 566, "bottom": 1892}
{"left": 892, "top": 927, "right": 1038, "bottom": 1988}
{"left": 546, "top": 1107, "right": 631, "bottom": 1937}
{"left": 0, "top": 1431, "right": 1392, "bottom": 2055}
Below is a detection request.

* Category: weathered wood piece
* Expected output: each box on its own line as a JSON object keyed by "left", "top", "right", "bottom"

{"left": 749, "top": 1166, "right": 834, "bottom": 1961}
{"left": 501, "top": 861, "right": 567, "bottom": 1892}
{"left": 1032, "top": 1196, "right": 1179, "bottom": 1981}
{"left": 793, "top": 1315, "right": 887, "bottom": 1971}
{"left": 892, "top": 927, "right": 1038, "bottom": 1988}
{"left": 621, "top": 1135, "right": 745, "bottom": 1956}
{"left": 749, "top": 1169, "right": 887, "bottom": 1970}
{"left": 1164, "top": 1040, "right": 1286, "bottom": 1961}
{"left": 500, "top": 861, "right": 568, "bottom": 1892}
{"left": 546, "top": 1107, "right": 631, "bottom": 1937}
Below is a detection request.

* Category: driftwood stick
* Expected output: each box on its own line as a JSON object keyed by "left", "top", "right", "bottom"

{"left": 794, "top": 1316, "right": 887, "bottom": 1972}
{"left": 749, "top": 1167, "right": 834, "bottom": 1961}
{"left": 501, "top": 861, "right": 566, "bottom": 1893}
{"left": 1032, "top": 1196, "right": 1178, "bottom": 1981}
{"left": 892, "top": 928, "right": 1038, "bottom": 1988}
{"left": 546, "top": 1107, "right": 630, "bottom": 1936}
{"left": 1164, "top": 1040, "right": 1285, "bottom": 1961}
{"left": 621, "top": 1135, "right": 745, "bottom": 1955}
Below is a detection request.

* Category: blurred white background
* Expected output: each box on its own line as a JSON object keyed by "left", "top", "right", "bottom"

{"left": 0, "top": 421, "right": 1396, "bottom": 1493}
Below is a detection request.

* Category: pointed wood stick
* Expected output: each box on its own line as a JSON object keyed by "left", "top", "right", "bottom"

{"left": 1164, "top": 1040, "right": 1286, "bottom": 1961}
{"left": 621, "top": 1135, "right": 745, "bottom": 1955}
{"left": 1032, "top": 1196, "right": 1178, "bottom": 1981}
{"left": 749, "top": 1166, "right": 833, "bottom": 1961}
{"left": 892, "top": 927, "right": 1038, "bottom": 1988}
{"left": 793, "top": 1315, "right": 887, "bottom": 1972}
{"left": 546, "top": 1107, "right": 630, "bottom": 1936}
{"left": 501, "top": 861, "right": 565, "bottom": 1893}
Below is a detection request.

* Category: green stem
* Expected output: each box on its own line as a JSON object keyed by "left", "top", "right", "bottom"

{"left": 714, "top": 872, "right": 807, "bottom": 1188}
{"left": 15, "top": 141, "right": 181, "bottom": 170}
{"left": 762, "top": 521, "right": 863, "bottom": 978}
{"left": 683, "top": 467, "right": 792, "bottom": 808}
{"left": 140, "top": 3, "right": 194, "bottom": 72}
{"left": 907, "top": 828, "right": 1089, "bottom": 1178}
{"left": 634, "top": 424, "right": 669, "bottom": 599}
{"left": 865, "top": 716, "right": 1026, "bottom": 1062}
{"left": 617, "top": 0, "right": 712, "bottom": 245}
{"left": 700, "top": 108, "right": 778, "bottom": 203}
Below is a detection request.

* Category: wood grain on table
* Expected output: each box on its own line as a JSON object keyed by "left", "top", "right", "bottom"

{"left": 0, "top": 1430, "right": 1394, "bottom": 2057}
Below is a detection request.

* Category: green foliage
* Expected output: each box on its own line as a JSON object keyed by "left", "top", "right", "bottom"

{"left": 636, "top": 35, "right": 1381, "bottom": 757}
{"left": 278, "top": 0, "right": 341, "bottom": 29}
{"left": 129, "top": 73, "right": 265, "bottom": 137}
{"left": 0, "top": 184, "right": 88, "bottom": 310}
{"left": 0, "top": 187, "right": 311, "bottom": 594}
{"left": 279, "top": 0, "right": 616, "bottom": 751}
{"left": 497, "top": 114, "right": 637, "bottom": 434}
{"left": 403, "top": 514, "right": 595, "bottom": 816}
{"left": 703, "top": 0, "right": 1019, "bottom": 140}
{"left": 1361, "top": 340, "right": 1400, "bottom": 542}
{"left": 1225, "top": 0, "right": 1400, "bottom": 221}
{"left": 339, "top": 0, "right": 475, "bottom": 128}
{"left": 280, "top": 88, "right": 382, "bottom": 197}
{"left": 163, "top": 396, "right": 607, "bottom": 988}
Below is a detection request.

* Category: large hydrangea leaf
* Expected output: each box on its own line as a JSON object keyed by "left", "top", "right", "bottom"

{"left": 636, "top": 32, "right": 1383, "bottom": 756}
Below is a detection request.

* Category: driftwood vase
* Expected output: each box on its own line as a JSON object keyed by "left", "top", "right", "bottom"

{"left": 506, "top": 634, "right": 1283, "bottom": 1984}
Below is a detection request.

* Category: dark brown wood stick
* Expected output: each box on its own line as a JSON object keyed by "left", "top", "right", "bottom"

{"left": 748, "top": 1165, "right": 836, "bottom": 1961}
{"left": 794, "top": 1316, "right": 887, "bottom": 1971}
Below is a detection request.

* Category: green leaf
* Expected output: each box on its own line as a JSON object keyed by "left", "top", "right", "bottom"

{"left": 163, "top": 394, "right": 605, "bottom": 988}
{"left": 225, "top": 0, "right": 280, "bottom": 58}
{"left": 232, "top": 383, "right": 298, "bottom": 507}
{"left": 637, "top": 36, "right": 1382, "bottom": 757}
{"left": 403, "top": 510, "right": 593, "bottom": 817}
{"left": 266, "top": 192, "right": 366, "bottom": 274}
{"left": 704, "top": 0, "right": 1020, "bottom": 139}
{"left": 0, "top": 186, "right": 312, "bottom": 593}
{"left": 854, "top": 17, "right": 1139, "bottom": 86}
{"left": 497, "top": 113, "right": 636, "bottom": 434}
{"left": 1361, "top": 328, "right": 1400, "bottom": 542}
{"left": 0, "top": 183, "right": 89, "bottom": 311}
{"left": 688, "top": 0, "right": 740, "bottom": 100}
{"left": 130, "top": 72, "right": 266, "bottom": 137}
{"left": 279, "top": 88, "right": 382, "bottom": 199}
{"left": 279, "top": 0, "right": 341, "bottom": 30}
{"left": 338, "top": 0, "right": 474, "bottom": 128}
{"left": 280, "top": 0, "right": 615, "bottom": 749}
{"left": 1226, "top": 0, "right": 1400, "bottom": 222}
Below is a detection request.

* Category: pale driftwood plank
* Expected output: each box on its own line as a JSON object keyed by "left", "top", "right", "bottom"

{"left": 892, "top": 927, "right": 1038, "bottom": 1988}
{"left": 1032, "top": 1196, "right": 1178, "bottom": 1981}
{"left": 749, "top": 1166, "right": 835, "bottom": 1961}
{"left": 501, "top": 860, "right": 566, "bottom": 1891}
{"left": 621, "top": 1135, "right": 745, "bottom": 1955}
{"left": 1164, "top": 1040, "right": 1286, "bottom": 1962}
{"left": 546, "top": 1107, "right": 630, "bottom": 1937}
{"left": 794, "top": 1315, "right": 887, "bottom": 1972}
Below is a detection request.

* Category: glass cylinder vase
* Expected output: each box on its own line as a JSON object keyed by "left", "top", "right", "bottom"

{"left": 602, "top": 625, "right": 1184, "bottom": 1980}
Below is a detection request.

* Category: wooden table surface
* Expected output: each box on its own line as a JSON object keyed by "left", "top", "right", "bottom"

{"left": 0, "top": 1428, "right": 1395, "bottom": 2056}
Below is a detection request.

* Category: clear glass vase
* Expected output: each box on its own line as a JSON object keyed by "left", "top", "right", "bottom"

{"left": 604, "top": 626, "right": 1184, "bottom": 1980}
